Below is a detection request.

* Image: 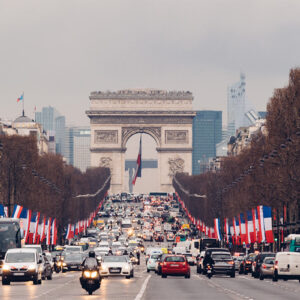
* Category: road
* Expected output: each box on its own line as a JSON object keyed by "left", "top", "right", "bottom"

{"left": 1, "top": 256, "right": 300, "bottom": 300}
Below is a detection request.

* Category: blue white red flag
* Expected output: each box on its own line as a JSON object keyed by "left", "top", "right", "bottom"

{"left": 132, "top": 135, "right": 142, "bottom": 185}
{"left": 214, "top": 218, "right": 222, "bottom": 241}
{"left": 263, "top": 206, "right": 274, "bottom": 243}
{"left": 46, "top": 217, "right": 52, "bottom": 245}
{"left": 51, "top": 219, "right": 57, "bottom": 245}
{"left": 257, "top": 205, "right": 265, "bottom": 243}
{"left": 246, "top": 211, "right": 253, "bottom": 243}
{"left": 12, "top": 204, "right": 23, "bottom": 218}
{"left": 20, "top": 208, "right": 31, "bottom": 243}
{"left": 240, "top": 213, "right": 247, "bottom": 244}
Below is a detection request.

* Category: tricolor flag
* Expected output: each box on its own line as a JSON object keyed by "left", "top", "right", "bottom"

{"left": 229, "top": 219, "right": 234, "bottom": 244}
{"left": 12, "top": 204, "right": 23, "bottom": 218}
{"left": 17, "top": 92, "right": 24, "bottom": 102}
{"left": 51, "top": 219, "right": 57, "bottom": 245}
{"left": 214, "top": 218, "right": 222, "bottom": 241}
{"left": 224, "top": 218, "right": 229, "bottom": 243}
{"left": 30, "top": 212, "right": 40, "bottom": 244}
{"left": 240, "top": 213, "right": 247, "bottom": 244}
{"left": 257, "top": 205, "right": 265, "bottom": 243}
{"left": 46, "top": 217, "right": 52, "bottom": 246}
{"left": 39, "top": 216, "right": 46, "bottom": 243}
{"left": 66, "top": 224, "right": 74, "bottom": 240}
{"left": 132, "top": 135, "right": 142, "bottom": 185}
{"left": 246, "top": 211, "right": 254, "bottom": 243}
{"left": 263, "top": 206, "right": 274, "bottom": 243}
{"left": 20, "top": 208, "right": 31, "bottom": 243}
{"left": 252, "top": 208, "right": 258, "bottom": 243}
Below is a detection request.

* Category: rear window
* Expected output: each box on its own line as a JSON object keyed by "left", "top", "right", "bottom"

{"left": 165, "top": 256, "right": 185, "bottom": 262}
{"left": 264, "top": 258, "right": 274, "bottom": 264}
{"left": 259, "top": 253, "right": 275, "bottom": 262}
{"left": 212, "top": 253, "right": 231, "bottom": 260}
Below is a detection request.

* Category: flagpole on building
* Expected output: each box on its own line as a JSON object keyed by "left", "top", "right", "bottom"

{"left": 22, "top": 92, "right": 25, "bottom": 116}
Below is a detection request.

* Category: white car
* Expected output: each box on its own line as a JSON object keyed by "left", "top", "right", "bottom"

{"left": 100, "top": 255, "right": 133, "bottom": 279}
{"left": 273, "top": 252, "right": 300, "bottom": 281}
{"left": 2, "top": 248, "right": 43, "bottom": 285}
{"left": 147, "top": 253, "right": 161, "bottom": 272}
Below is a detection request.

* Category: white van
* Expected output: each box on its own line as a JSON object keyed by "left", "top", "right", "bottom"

{"left": 273, "top": 252, "right": 300, "bottom": 281}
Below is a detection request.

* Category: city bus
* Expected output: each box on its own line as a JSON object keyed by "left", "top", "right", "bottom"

{"left": 0, "top": 218, "right": 23, "bottom": 260}
{"left": 284, "top": 234, "right": 300, "bottom": 252}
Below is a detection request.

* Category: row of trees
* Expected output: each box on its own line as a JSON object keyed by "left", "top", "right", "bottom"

{"left": 174, "top": 68, "right": 300, "bottom": 232}
{"left": 0, "top": 135, "right": 110, "bottom": 231}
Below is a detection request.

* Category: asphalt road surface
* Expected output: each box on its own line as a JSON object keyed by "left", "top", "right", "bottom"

{"left": 1, "top": 256, "right": 300, "bottom": 300}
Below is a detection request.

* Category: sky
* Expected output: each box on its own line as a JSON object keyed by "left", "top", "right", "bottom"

{"left": 1, "top": 0, "right": 300, "bottom": 127}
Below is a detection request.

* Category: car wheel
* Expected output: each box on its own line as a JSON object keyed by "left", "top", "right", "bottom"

{"left": 38, "top": 278, "right": 42, "bottom": 285}
{"left": 42, "top": 276, "right": 46, "bottom": 281}
{"left": 47, "top": 273, "right": 52, "bottom": 280}
{"left": 259, "top": 273, "right": 264, "bottom": 280}
{"left": 131, "top": 271, "right": 134, "bottom": 278}
{"left": 196, "top": 266, "right": 200, "bottom": 274}
{"left": 2, "top": 279, "right": 10, "bottom": 285}
{"left": 147, "top": 269, "right": 150, "bottom": 273}
{"left": 239, "top": 268, "right": 243, "bottom": 274}
{"left": 230, "top": 271, "right": 235, "bottom": 278}
{"left": 126, "top": 275, "right": 131, "bottom": 279}
{"left": 185, "top": 273, "right": 190, "bottom": 279}
{"left": 62, "top": 270, "right": 67, "bottom": 273}
{"left": 33, "top": 275, "right": 39, "bottom": 285}
{"left": 272, "top": 271, "right": 278, "bottom": 282}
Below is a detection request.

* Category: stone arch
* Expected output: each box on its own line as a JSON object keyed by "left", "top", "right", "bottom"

{"left": 121, "top": 127, "right": 161, "bottom": 148}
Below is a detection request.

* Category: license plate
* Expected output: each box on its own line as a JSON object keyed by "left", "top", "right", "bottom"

{"left": 207, "top": 270, "right": 212, "bottom": 274}
{"left": 110, "top": 269, "right": 120, "bottom": 273}
{"left": 171, "top": 264, "right": 179, "bottom": 267}
{"left": 71, "top": 266, "right": 77, "bottom": 269}
{"left": 14, "top": 273, "right": 24, "bottom": 276}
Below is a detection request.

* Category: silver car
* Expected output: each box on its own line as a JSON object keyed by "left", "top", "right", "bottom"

{"left": 259, "top": 257, "right": 275, "bottom": 280}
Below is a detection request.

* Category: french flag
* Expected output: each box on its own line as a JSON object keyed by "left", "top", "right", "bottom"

{"left": 66, "top": 224, "right": 73, "bottom": 240}
{"left": 132, "top": 135, "right": 142, "bottom": 185}
{"left": 214, "top": 218, "right": 222, "bottom": 241}
{"left": 20, "top": 208, "right": 31, "bottom": 243}
{"left": 257, "top": 205, "right": 265, "bottom": 243}
{"left": 224, "top": 218, "right": 229, "bottom": 243}
{"left": 247, "top": 211, "right": 254, "bottom": 243}
{"left": 39, "top": 216, "right": 46, "bottom": 243}
{"left": 51, "top": 219, "right": 57, "bottom": 245}
{"left": 240, "top": 213, "right": 247, "bottom": 244}
{"left": 263, "top": 206, "right": 274, "bottom": 243}
{"left": 229, "top": 219, "right": 234, "bottom": 244}
{"left": 252, "top": 208, "right": 258, "bottom": 242}
{"left": 12, "top": 205, "right": 23, "bottom": 218}
{"left": 46, "top": 217, "right": 52, "bottom": 245}
{"left": 30, "top": 212, "right": 40, "bottom": 244}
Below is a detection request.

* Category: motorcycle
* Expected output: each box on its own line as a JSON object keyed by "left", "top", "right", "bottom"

{"left": 80, "top": 266, "right": 101, "bottom": 295}
{"left": 54, "top": 257, "right": 62, "bottom": 273}
{"left": 206, "top": 264, "right": 213, "bottom": 279}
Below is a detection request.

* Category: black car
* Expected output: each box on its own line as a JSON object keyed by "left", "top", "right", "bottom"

{"left": 42, "top": 256, "right": 53, "bottom": 280}
{"left": 211, "top": 252, "right": 235, "bottom": 277}
{"left": 252, "top": 252, "right": 276, "bottom": 278}
{"left": 62, "top": 253, "right": 84, "bottom": 272}
{"left": 239, "top": 253, "right": 256, "bottom": 274}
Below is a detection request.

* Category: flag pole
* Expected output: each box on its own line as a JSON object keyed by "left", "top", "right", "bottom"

{"left": 22, "top": 92, "right": 25, "bottom": 116}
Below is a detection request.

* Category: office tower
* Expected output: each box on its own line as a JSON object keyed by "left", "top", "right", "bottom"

{"left": 192, "top": 111, "right": 222, "bottom": 174}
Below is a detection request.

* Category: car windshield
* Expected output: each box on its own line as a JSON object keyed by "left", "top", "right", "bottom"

{"left": 102, "top": 256, "right": 127, "bottom": 263}
{"left": 151, "top": 254, "right": 160, "bottom": 259}
{"left": 184, "top": 253, "right": 192, "bottom": 257}
{"left": 65, "top": 247, "right": 81, "bottom": 252}
{"left": 212, "top": 253, "right": 231, "bottom": 260}
{"left": 165, "top": 256, "right": 185, "bottom": 262}
{"left": 65, "top": 254, "right": 82, "bottom": 262}
{"left": 6, "top": 252, "right": 35, "bottom": 263}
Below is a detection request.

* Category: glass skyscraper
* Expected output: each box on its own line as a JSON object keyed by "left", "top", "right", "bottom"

{"left": 65, "top": 127, "right": 91, "bottom": 172}
{"left": 35, "top": 106, "right": 66, "bottom": 156}
{"left": 192, "top": 111, "right": 222, "bottom": 174}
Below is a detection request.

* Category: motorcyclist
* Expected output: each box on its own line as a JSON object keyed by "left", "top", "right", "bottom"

{"left": 203, "top": 250, "right": 215, "bottom": 269}
{"left": 82, "top": 250, "right": 100, "bottom": 267}
{"left": 108, "top": 249, "right": 113, "bottom": 256}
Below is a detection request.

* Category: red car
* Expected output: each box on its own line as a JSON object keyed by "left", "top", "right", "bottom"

{"left": 161, "top": 255, "right": 190, "bottom": 278}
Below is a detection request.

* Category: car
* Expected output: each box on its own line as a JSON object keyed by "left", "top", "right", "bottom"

{"left": 41, "top": 256, "right": 53, "bottom": 280}
{"left": 259, "top": 257, "right": 275, "bottom": 280}
{"left": 22, "top": 245, "right": 43, "bottom": 258}
{"left": 161, "top": 255, "right": 190, "bottom": 278}
{"left": 64, "top": 245, "right": 83, "bottom": 253}
{"left": 147, "top": 253, "right": 161, "bottom": 272}
{"left": 211, "top": 252, "right": 235, "bottom": 277}
{"left": 252, "top": 252, "right": 276, "bottom": 278}
{"left": 2, "top": 248, "right": 43, "bottom": 285}
{"left": 100, "top": 255, "right": 134, "bottom": 279}
{"left": 196, "top": 251, "right": 206, "bottom": 273}
{"left": 62, "top": 253, "right": 84, "bottom": 272}
{"left": 155, "top": 254, "right": 168, "bottom": 275}
{"left": 166, "top": 233, "right": 175, "bottom": 242}
{"left": 183, "top": 253, "right": 196, "bottom": 266}
{"left": 239, "top": 253, "right": 256, "bottom": 274}
{"left": 273, "top": 252, "right": 300, "bottom": 282}
{"left": 233, "top": 256, "right": 244, "bottom": 270}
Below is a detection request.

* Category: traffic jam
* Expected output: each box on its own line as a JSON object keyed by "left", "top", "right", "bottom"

{"left": 0, "top": 193, "right": 300, "bottom": 296}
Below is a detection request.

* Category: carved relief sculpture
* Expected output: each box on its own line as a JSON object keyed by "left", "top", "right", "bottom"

{"left": 94, "top": 130, "right": 118, "bottom": 144}
{"left": 99, "top": 157, "right": 113, "bottom": 174}
{"left": 168, "top": 157, "right": 185, "bottom": 177}
{"left": 165, "top": 130, "right": 188, "bottom": 144}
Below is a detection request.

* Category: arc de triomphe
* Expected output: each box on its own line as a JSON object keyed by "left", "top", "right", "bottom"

{"left": 86, "top": 89, "right": 195, "bottom": 194}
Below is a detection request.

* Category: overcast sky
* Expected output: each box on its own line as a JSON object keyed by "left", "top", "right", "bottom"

{"left": 1, "top": 0, "right": 300, "bottom": 126}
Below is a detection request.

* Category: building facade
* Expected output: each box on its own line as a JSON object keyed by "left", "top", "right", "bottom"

{"left": 192, "top": 110, "right": 222, "bottom": 174}
{"left": 35, "top": 106, "right": 66, "bottom": 156}
{"left": 65, "top": 126, "right": 91, "bottom": 172}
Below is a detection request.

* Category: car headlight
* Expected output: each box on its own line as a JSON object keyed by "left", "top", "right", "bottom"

{"left": 63, "top": 263, "right": 67, "bottom": 266}
{"left": 57, "top": 262, "right": 62, "bottom": 266}
{"left": 123, "top": 265, "right": 130, "bottom": 272}
{"left": 84, "top": 271, "right": 91, "bottom": 278}
{"left": 2, "top": 265, "right": 10, "bottom": 271}
{"left": 91, "top": 271, "right": 98, "bottom": 278}
{"left": 28, "top": 265, "right": 36, "bottom": 271}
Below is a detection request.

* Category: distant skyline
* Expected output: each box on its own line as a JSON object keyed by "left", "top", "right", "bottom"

{"left": 1, "top": 1, "right": 299, "bottom": 126}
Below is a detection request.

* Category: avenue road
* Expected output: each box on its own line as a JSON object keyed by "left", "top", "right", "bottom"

{"left": 1, "top": 255, "right": 300, "bottom": 300}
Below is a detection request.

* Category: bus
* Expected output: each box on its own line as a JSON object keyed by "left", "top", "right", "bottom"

{"left": 0, "top": 218, "right": 23, "bottom": 260}
{"left": 284, "top": 234, "right": 300, "bottom": 252}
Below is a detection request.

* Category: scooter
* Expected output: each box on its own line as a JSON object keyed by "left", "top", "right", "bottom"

{"left": 80, "top": 267, "right": 101, "bottom": 295}
{"left": 206, "top": 264, "right": 213, "bottom": 279}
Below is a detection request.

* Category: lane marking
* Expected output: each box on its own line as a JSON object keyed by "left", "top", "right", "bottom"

{"left": 134, "top": 275, "right": 151, "bottom": 300}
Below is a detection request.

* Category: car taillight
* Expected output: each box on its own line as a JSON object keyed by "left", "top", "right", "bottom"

{"left": 262, "top": 264, "right": 266, "bottom": 269}
{"left": 228, "top": 261, "right": 234, "bottom": 265}
{"left": 253, "top": 262, "right": 256, "bottom": 266}
{"left": 163, "top": 262, "right": 167, "bottom": 266}
{"left": 246, "top": 261, "right": 251, "bottom": 264}
{"left": 275, "top": 260, "right": 278, "bottom": 265}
